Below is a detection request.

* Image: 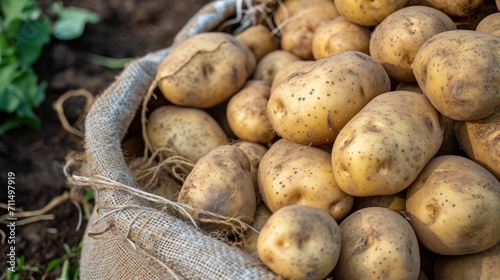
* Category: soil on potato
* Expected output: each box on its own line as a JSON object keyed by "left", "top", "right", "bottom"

{"left": 0, "top": 0, "right": 210, "bottom": 278}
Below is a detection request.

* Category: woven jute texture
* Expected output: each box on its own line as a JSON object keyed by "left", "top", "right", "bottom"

{"left": 80, "top": 1, "right": 277, "bottom": 279}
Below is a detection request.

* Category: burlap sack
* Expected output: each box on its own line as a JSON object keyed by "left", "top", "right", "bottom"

{"left": 79, "top": 1, "right": 279, "bottom": 279}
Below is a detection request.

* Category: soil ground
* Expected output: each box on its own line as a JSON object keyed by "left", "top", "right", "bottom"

{"left": 0, "top": 0, "right": 210, "bottom": 278}
{"left": 0, "top": 0, "right": 498, "bottom": 279}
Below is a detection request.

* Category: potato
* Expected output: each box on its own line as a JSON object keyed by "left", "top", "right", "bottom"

{"left": 232, "top": 140, "right": 268, "bottom": 203}
{"left": 410, "top": 0, "right": 486, "bottom": 17}
{"left": 177, "top": 145, "right": 256, "bottom": 229}
{"left": 146, "top": 105, "right": 228, "bottom": 163}
{"left": 455, "top": 109, "right": 500, "bottom": 179}
{"left": 370, "top": 6, "right": 456, "bottom": 82}
{"left": 226, "top": 81, "right": 275, "bottom": 143}
{"left": 332, "top": 91, "right": 443, "bottom": 196}
{"left": 235, "top": 24, "right": 279, "bottom": 61}
{"left": 476, "top": 12, "right": 500, "bottom": 37}
{"left": 258, "top": 139, "right": 353, "bottom": 220}
{"left": 334, "top": 0, "right": 408, "bottom": 26}
{"left": 242, "top": 204, "right": 272, "bottom": 254}
{"left": 156, "top": 32, "right": 255, "bottom": 108}
{"left": 406, "top": 155, "right": 500, "bottom": 255}
{"left": 413, "top": 30, "right": 500, "bottom": 121}
{"left": 253, "top": 50, "right": 301, "bottom": 85}
{"left": 312, "top": 16, "right": 371, "bottom": 60}
{"left": 351, "top": 190, "right": 407, "bottom": 213}
{"left": 333, "top": 207, "right": 420, "bottom": 280}
{"left": 270, "top": 60, "right": 314, "bottom": 93}
{"left": 257, "top": 205, "right": 341, "bottom": 280}
{"left": 274, "top": 0, "right": 339, "bottom": 59}
{"left": 434, "top": 242, "right": 500, "bottom": 280}
{"left": 268, "top": 51, "right": 391, "bottom": 146}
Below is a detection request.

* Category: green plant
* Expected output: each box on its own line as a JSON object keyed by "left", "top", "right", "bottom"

{"left": 44, "top": 242, "right": 82, "bottom": 280}
{"left": 1, "top": 256, "right": 40, "bottom": 280}
{"left": 0, "top": 0, "right": 99, "bottom": 133}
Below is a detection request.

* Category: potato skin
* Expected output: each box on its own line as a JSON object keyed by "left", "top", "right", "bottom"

{"left": 258, "top": 139, "right": 353, "bottom": 221}
{"left": 268, "top": 51, "right": 390, "bottom": 146}
{"left": 146, "top": 106, "right": 228, "bottom": 163}
{"left": 178, "top": 145, "right": 256, "bottom": 227}
{"left": 333, "top": 207, "right": 420, "bottom": 280}
{"left": 434, "top": 242, "right": 500, "bottom": 280}
{"left": 274, "top": 0, "right": 339, "bottom": 59}
{"left": 257, "top": 205, "right": 341, "bottom": 280}
{"left": 156, "top": 32, "right": 255, "bottom": 108}
{"left": 254, "top": 50, "right": 301, "bottom": 86}
{"left": 226, "top": 81, "right": 275, "bottom": 143}
{"left": 270, "top": 60, "right": 313, "bottom": 93}
{"left": 334, "top": 0, "right": 408, "bottom": 26}
{"left": 476, "top": 12, "right": 500, "bottom": 37}
{"left": 412, "top": 30, "right": 500, "bottom": 121}
{"left": 455, "top": 109, "right": 500, "bottom": 180}
{"left": 411, "top": 0, "right": 486, "bottom": 17}
{"left": 232, "top": 141, "right": 268, "bottom": 203}
{"left": 369, "top": 6, "right": 456, "bottom": 82}
{"left": 406, "top": 155, "right": 500, "bottom": 255}
{"left": 235, "top": 25, "right": 278, "bottom": 61}
{"left": 332, "top": 91, "right": 443, "bottom": 196}
{"left": 312, "top": 16, "right": 371, "bottom": 60}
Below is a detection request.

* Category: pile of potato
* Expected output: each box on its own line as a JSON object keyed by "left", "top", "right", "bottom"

{"left": 123, "top": 0, "right": 500, "bottom": 279}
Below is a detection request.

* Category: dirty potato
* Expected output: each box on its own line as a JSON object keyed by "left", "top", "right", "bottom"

{"left": 333, "top": 207, "right": 420, "bottom": 280}
{"left": 312, "top": 16, "right": 371, "bottom": 60}
{"left": 455, "top": 109, "right": 500, "bottom": 179}
{"left": 406, "top": 155, "right": 500, "bottom": 255}
{"left": 258, "top": 205, "right": 342, "bottom": 280}
{"left": 369, "top": 6, "right": 456, "bottom": 82}
{"left": 177, "top": 145, "right": 256, "bottom": 230}
{"left": 268, "top": 51, "right": 391, "bottom": 146}
{"left": 258, "top": 139, "right": 353, "bottom": 221}
{"left": 156, "top": 32, "right": 255, "bottom": 108}
{"left": 227, "top": 81, "right": 275, "bottom": 143}
{"left": 331, "top": 91, "right": 443, "bottom": 196}
{"left": 413, "top": 30, "right": 500, "bottom": 121}
{"left": 146, "top": 105, "right": 228, "bottom": 163}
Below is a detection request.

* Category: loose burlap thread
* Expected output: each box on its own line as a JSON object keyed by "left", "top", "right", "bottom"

{"left": 79, "top": 1, "right": 279, "bottom": 279}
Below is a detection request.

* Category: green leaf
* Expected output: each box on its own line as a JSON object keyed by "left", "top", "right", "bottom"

{"left": 15, "top": 101, "right": 38, "bottom": 120}
{"left": 56, "top": 259, "right": 69, "bottom": 280}
{"left": 0, "top": 57, "right": 19, "bottom": 85}
{"left": 52, "top": 7, "right": 99, "bottom": 40}
{"left": 45, "top": 259, "right": 63, "bottom": 274}
{"left": 0, "top": 0, "right": 39, "bottom": 27}
{"left": 63, "top": 243, "right": 71, "bottom": 255}
{"left": 0, "top": 86, "right": 22, "bottom": 112}
{"left": 12, "top": 17, "right": 51, "bottom": 45}
{"left": 0, "top": 33, "right": 16, "bottom": 62}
